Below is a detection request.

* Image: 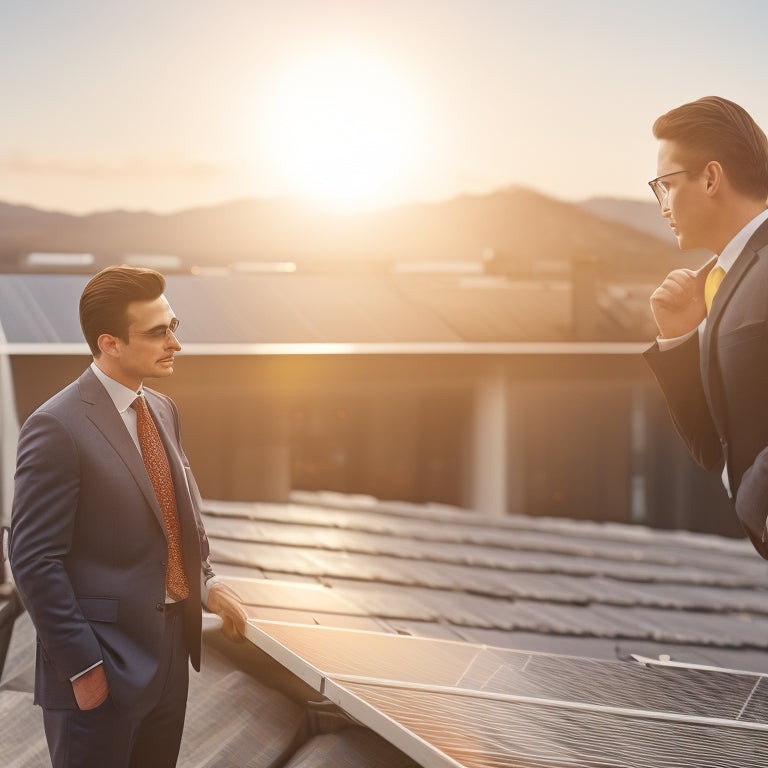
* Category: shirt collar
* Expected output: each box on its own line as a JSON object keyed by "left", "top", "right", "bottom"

{"left": 90, "top": 362, "right": 143, "bottom": 413}
{"left": 716, "top": 208, "right": 768, "bottom": 273}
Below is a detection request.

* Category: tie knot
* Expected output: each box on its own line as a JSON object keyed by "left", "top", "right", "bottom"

{"left": 704, "top": 265, "right": 726, "bottom": 314}
{"left": 131, "top": 395, "right": 147, "bottom": 413}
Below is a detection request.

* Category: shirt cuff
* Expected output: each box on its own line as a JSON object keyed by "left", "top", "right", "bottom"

{"left": 70, "top": 660, "right": 103, "bottom": 682}
{"left": 657, "top": 327, "right": 698, "bottom": 351}
{"left": 200, "top": 560, "right": 222, "bottom": 611}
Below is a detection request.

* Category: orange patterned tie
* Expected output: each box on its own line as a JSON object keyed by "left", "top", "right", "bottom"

{"left": 131, "top": 396, "right": 189, "bottom": 601}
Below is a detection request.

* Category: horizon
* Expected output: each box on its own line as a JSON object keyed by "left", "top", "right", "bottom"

{"left": 2, "top": 1, "right": 768, "bottom": 215}
{"left": 0, "top": 184, "right": 653, "bottom": 219}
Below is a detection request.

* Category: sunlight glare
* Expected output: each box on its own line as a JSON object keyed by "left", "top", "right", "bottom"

{"left": 262, "top": 49, "right": 423, "bottom": 211}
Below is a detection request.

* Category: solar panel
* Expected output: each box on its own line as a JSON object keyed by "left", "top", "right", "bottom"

{"left": 244, "top": 620, "right": 768, "bottom": 768}
{"left": 326, "top": 680, "right": 768, "bottom": 768}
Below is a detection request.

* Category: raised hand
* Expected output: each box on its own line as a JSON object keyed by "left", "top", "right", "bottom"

{"left": 650, "top": 257, "right": 717, "bottom": 339}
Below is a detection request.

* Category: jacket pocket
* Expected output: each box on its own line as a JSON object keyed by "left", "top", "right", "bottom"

{"left": 718, "top": 321, "right": 766, "bottom": 347}
{"left": 77, "top": 596, "right": 119, "bottom": 623}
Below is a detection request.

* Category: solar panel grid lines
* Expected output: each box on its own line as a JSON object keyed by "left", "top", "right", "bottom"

{"left": 245, "top": 620, "right": 768, "bottom": 717}
{"left": 243, "top": 620, "right": 768, "bottom": 767}
{"left": 508, "top": 654, "right": 757, "bottom": 719}
{"left": 329, "top": 671, "right": 768, "bottom": 732}
{"left": 319, "top": 676, "right": 468, "bottom": 768}
{"left": 742, "top": 679, "right": 768, "bottom": 723}
{"left": 334, "top": 682, "right": 768, "bottom": 768}
{"left": 736, "top": 677, "right": 762, "bottom": 721}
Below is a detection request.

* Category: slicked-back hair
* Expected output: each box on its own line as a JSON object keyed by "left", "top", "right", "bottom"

{"left": 79, "top": 265, "right": 166, "bottom": 356}
{"left": 653, "top": 96, "right": 768, "bottom": 201}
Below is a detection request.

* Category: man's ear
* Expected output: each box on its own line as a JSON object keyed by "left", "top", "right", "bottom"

{"left": 97, "top": 333, "right": 120, "bottom": 359}
{"left": 704, "top": 160, "right": 724, "bottom": 197}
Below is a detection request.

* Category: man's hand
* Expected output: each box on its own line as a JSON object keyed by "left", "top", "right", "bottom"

{"left": 650, "top": 258, "right": 717, "bottom": 339}
{"left": 207, "top": 582, "right": 248, "bottom": 642}
{"left": 72, "top": 664, "right": 109, "bottom": 711}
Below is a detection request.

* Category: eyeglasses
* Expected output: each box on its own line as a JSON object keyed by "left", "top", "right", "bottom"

{"left": 648, "top": 170, "right": 690, "bottom": 207}
{"left": 130, "top": 317, "right": 180, "bottom": 340}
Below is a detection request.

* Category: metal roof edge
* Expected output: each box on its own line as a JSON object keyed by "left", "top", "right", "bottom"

{"left": 0, "top": 341, "right": 650, "bottom": 356}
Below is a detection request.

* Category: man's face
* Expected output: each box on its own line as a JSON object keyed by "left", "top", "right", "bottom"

{"left": 655, "top": 139, "right": 713, "bottom": 251}
{"left": 115, "top": 294, "right": 181, "bottom": 387}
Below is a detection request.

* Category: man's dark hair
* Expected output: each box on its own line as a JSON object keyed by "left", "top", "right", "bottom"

{"left": 653, "top": 96, "right": 768, "bottom": 200}
{"left": 79, "top": 265, "right": 166, "bottom": 356}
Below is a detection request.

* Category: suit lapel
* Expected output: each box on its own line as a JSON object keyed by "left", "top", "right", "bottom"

{"left": 701, "top": 250, "right": 757, "bottom": 358}
{"left": 700, "top": 218, "right": 768, "bottom": 431}
{"left": 78, "top": 368, "right": 166, "bottom": 533}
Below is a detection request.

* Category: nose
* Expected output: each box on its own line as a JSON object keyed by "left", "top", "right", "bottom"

{"left": 166, "top": 329, "right": 181, "bottom": 351}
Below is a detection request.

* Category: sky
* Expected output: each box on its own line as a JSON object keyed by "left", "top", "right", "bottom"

{"left": 1, "top": 0, "right": 767, "bottom": 214}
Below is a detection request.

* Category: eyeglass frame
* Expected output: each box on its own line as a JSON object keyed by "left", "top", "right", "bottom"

{"left": 648, "top": 169, "right": 691, "bottom": 207}
{"left": 129, "top": 317, "right": 180, "bottom": 340}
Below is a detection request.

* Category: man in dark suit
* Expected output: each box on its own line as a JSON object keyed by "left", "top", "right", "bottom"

{"left": 9, "top": 266, "right": 246, "bottom": 767}
{"left": 645, "top": 96, "right": 768, "bottom": 557}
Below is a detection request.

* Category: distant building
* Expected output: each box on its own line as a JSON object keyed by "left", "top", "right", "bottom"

{"left": 0, "top": 272, "right": 735, "bottom": 542}
{"left": 23, "top": 252, "right": 94, "bottom": 269}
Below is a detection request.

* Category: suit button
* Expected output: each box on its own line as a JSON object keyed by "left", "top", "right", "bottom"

{"left": 161, "top": 560, "right": 167, "bottom": 567}
{"left": 156, "top": 602, "right": 164, "bottom": 612}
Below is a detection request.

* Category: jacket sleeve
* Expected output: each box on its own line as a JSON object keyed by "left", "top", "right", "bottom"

{"left": 9, "top": 411, "right": 103, "bottom": 682}
{"left": 735, "top": 448, "right": 768, "bottom": 558}
{"left": 643, "top": 335, "right": 723, "bottom": 473}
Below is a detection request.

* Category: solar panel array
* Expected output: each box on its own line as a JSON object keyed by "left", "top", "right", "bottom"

{"left": 245, "top": 620, "right": 768, "bottom": 768}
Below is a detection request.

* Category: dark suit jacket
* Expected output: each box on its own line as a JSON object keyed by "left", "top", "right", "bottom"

{"left": 645, "top": 218, "right": 768, "bottom": 558}
{"left": 10, "top": 367, "right": 210, "bottom": 711}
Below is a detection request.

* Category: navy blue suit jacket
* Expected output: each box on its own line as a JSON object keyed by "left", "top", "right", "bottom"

{"left": 645, "top": 218, "right": 768, "bottom": 558}
{"left": 10, "top": 367, "right": 209, "bottom": 711}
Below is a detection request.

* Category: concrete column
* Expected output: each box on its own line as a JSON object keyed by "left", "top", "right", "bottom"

{"left": 470, "top": 369, "right": 508, "bottom": 518}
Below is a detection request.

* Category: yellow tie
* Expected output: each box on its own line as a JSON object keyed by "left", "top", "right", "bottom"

{"left": 704, "top": 266, "right": 726, "bottom": 314}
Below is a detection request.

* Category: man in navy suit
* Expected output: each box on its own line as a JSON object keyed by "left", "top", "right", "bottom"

{"left": 645, "top": 96, "right": 768, "bottom": 557}
{"left": 10, "top": 266, "right": 246, "bottom": 767}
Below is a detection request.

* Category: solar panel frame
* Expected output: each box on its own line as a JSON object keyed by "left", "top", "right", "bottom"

{"left": 244, "top": 619, "right": 768, "bottom": 768}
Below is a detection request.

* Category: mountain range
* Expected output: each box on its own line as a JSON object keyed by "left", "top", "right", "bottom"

{"left": 0, "top": 187, "right": 703, "bottom": 278}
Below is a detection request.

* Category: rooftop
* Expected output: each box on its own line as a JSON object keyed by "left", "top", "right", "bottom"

{"left": 7, "top": 492, "right": 766, "bottom": 766}
{"left": 0, "top": 271, "right": 656, "bottom": 349}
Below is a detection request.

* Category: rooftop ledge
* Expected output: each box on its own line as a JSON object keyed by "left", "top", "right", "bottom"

{"left": 0, "top": 341, "right": 650, "bottom": 356}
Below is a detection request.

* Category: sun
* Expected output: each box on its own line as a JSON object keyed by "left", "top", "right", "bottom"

{"left": 261, "top": 49, "right": 423, "bottom": 212}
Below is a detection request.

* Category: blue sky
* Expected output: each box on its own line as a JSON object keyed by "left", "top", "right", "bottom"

{"left": 1, "top": 0, "right": 767, "bottom": 213}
